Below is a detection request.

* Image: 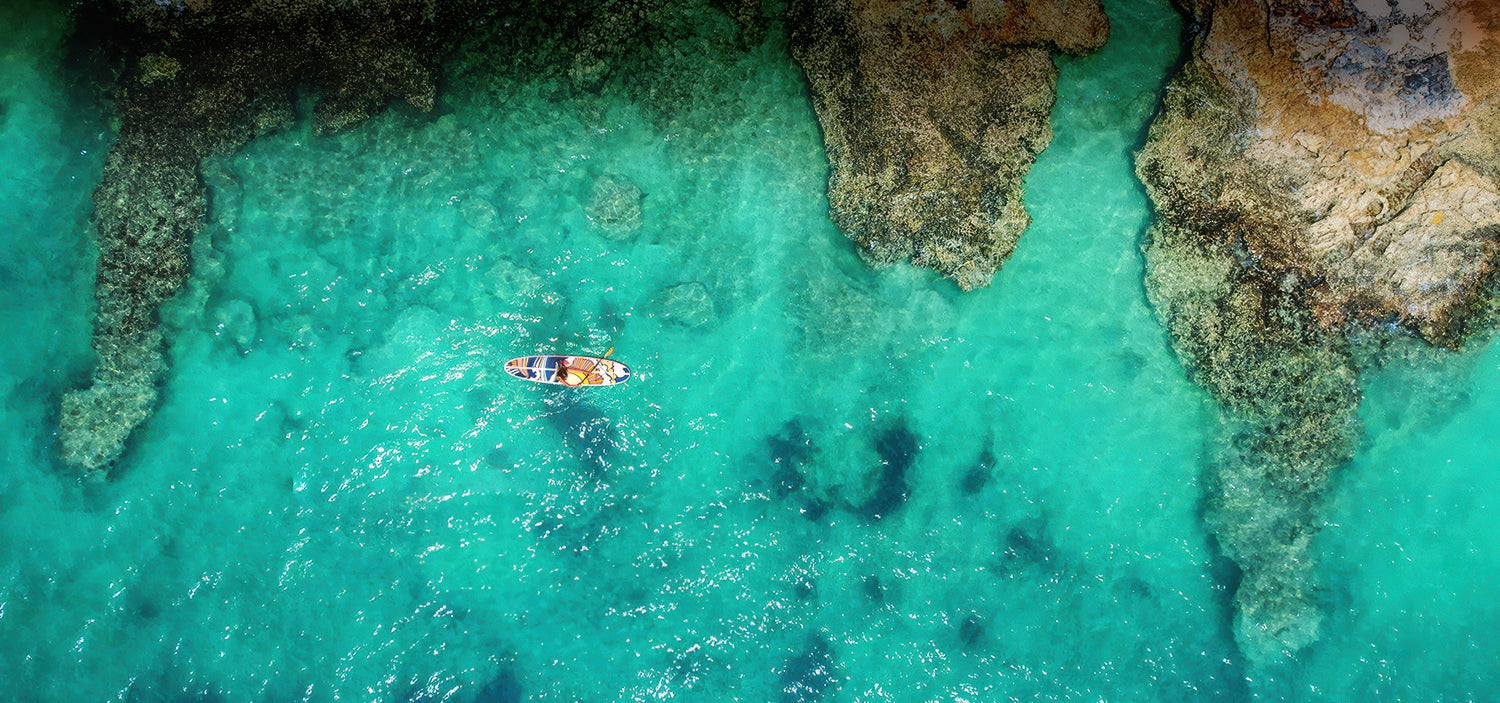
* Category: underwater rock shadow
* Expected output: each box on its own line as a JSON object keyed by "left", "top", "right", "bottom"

{"left": 527, "top": 497, "right": 634, "bottom": 555}
{"left": 957, "top": 612, "right": 986, "bottom": 651}
{"left": 779, "top": 632, "right": 840, "bottom": 703}
{"left": 472, "top": 667, "right": 523, "bottom": 703}
{"left": 958, "top": 436, "right": 996, "bottom": 496}
{"left": 987, "top": 516, "right": 1062, "bottom": 579}
{"left": 401, "top": 664, "right": 521, "bottom": 703}
{"left": 758, "top": 416, "right": 919, "bottom": 523}
{"left": 766, "top": 418, "right": 812, "bottom": 498}
{"left": 857, "top": 419, "right": 918, "bottom": 522}
{"left": 540, "top": 390, "right": 617, "bottom": 478}
{"left": 761, "top": 418, "right": 833, "bottom": 521}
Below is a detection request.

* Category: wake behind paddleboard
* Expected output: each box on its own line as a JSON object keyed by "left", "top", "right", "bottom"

{"left": 505, "top": 354, "right": 631, "bottom": 387}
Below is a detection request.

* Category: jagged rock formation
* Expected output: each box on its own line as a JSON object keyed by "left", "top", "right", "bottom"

{"left": 1137, "top": 0, "right": 1500, "bottom": 664}
{"left": 788, "top": 0, "right": 1109, "bottom": 290}
{"left": 60, "top": 0, "right": 452, "bottom": 472}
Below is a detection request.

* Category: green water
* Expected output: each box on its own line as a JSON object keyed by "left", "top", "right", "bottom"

{"left": 3, "top": 0, "right": 1499, "bottom": 700}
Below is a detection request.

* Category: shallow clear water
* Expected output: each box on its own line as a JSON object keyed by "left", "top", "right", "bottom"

{"left": 3, "top": 0, "right": 1499, "bottom": 700}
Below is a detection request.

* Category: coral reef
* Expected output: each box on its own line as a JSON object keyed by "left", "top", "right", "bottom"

{"left": 1137, "top": 0, "right": 1500, "bottom": 664}
{"left": 787, "top": 0, "right": 1109, "bottom": 289}
{"left": 60, "top": 0, "right": 453, "bottom": 471}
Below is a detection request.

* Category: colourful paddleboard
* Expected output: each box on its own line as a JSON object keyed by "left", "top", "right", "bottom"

{"left": 504, "top": 354, "right": 631, "bottom": 387}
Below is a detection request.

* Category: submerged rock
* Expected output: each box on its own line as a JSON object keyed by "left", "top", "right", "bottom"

{"left": 587, "top": 175, "right": 644, "bottom": 238}
{"left": 212, "top": 298, "right": 257, "bottom": 351}
{"left": 956, "top": 613, "right": 986, "bottom": 651}
{"left": 1136, "top": 0, "right": 1500, "bottom": 664}
{"left": 996, "top": 518, "right": 1056, "bottom": 576}
{"left": 460, "top": 195, "right": 501, "bottom": 231}
{"left": 486, "top": 259, "right": 549, "bottom": 301}
{"left": 654, "top": 281, "right": 716, "bottom": 327}
{"left": 779, "top": 417, "right": 922, "bottom": 523}
{"left": 788, "top": 0, "right": 1108, "bottom": 289}
{"left": 59, "top": 378, "right": 158, "bottom": 471}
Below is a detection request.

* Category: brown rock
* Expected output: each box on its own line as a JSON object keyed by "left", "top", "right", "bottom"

{"left": 1179, "top": 0, "right": 1500, "bottom": 342}
{"left": 789, "top": 0, "right": 1108, "bottom": 290}
{"left": 1137, "top": 0, "right": 1500, "bottom": 665}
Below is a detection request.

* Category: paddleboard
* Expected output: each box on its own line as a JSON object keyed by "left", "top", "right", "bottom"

{"left": 504, "top": 354, "right": 631, "bottom": 387}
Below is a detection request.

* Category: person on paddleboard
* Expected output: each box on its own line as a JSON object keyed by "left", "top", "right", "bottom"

{"left": 553, "top": 358, "right": 585, "bottom": 387}
{"left": 554, "top": 357, "right": 601, "bottom": 387}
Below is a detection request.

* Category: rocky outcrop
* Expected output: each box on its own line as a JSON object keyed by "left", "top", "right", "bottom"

{"left": 60, "top": 0, "right": 452, "bottom": 472}
{"left": 788, "top": 0, "right": 1108, "bottom": 290}
{"left": 1138, "top": 0, "right": 1500, "bottom": 664}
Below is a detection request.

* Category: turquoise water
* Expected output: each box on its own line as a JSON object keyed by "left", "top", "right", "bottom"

{"left": 3, "top": 0, "right": 1499, "bottom": 700}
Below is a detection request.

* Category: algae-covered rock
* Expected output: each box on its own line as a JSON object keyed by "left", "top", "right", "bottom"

{"left": 788, "top": 0, "right": 1108, "bottom": 290}
{"left": 1148, "top": 0, "right": 1500, "bottom": 345}
{"left": 60, "top": 379, "right": 158, "bottom": 472}
{"left": 137, "top": 53, "right": 179, "bottom": 84}
{"left": 59, "top": 0, "right": 457, "bottom": 472}
{"left": 1136, "top": 0, "right": 1500, "bottom": 665}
